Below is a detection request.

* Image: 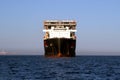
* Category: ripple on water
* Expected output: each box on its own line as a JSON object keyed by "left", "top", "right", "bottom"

{"left": 0, "top": 56, "right": 120, "bottom": 80}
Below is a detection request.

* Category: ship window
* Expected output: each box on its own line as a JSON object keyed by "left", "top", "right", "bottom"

{"left": 51, "top": 22, "right": 56, "bottom": 24}
{"left": 64, "top": 22, "right": 69, "bottom": 24}
{"left": 72, "top": 27, "right": 75, "bottom": 29}
{"left": 61, "top": 22, "right": 64, "bottom": 24}
{"left": 48, "top": 26, "right": 51, "bottom": 29}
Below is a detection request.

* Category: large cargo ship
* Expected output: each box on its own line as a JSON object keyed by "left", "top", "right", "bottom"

{"left": 43, "top": 20, "right": 77, "bottom": 57}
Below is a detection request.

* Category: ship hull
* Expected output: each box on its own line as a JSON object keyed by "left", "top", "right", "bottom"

{"left": 44, "top": 38, "right": 76, "bottom": 57}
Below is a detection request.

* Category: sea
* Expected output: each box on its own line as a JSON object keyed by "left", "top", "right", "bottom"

{"left": 0, "top": 55, "right": 120, "bottom": 80}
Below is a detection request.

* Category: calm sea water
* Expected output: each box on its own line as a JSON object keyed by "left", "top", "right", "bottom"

{"left": 0, "top": 55, "right": 120, "bottom": 80}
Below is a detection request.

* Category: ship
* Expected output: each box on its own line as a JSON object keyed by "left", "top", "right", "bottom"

{"left": 43, "top": 20, "right": 77, "bottom": 57}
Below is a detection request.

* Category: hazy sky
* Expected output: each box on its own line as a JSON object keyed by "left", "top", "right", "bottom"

{"left": 0, "top": 0, "right": 120, "bottom": 55}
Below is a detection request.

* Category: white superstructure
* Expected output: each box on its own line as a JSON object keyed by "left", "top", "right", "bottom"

{"left": 43, "top": 20, "right": 77, "bottom": 39}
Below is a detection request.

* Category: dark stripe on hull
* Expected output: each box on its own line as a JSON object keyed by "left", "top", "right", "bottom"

{"left": 44, "top": 38, "right": 76, "bottom": 57}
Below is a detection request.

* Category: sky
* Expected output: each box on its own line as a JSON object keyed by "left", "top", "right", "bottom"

{"left": 0, "top": 0, "right": 120, "bottom": 55}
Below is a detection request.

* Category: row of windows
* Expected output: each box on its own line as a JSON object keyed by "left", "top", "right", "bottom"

{"left": 44, "top": 26, "right": 76, "bottom": 29}
{"left": 44, "top": 22, "right": 76, "bottom": 24}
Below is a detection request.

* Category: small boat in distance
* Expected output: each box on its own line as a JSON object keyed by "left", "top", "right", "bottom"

{"left": 0, "top": 49, "right": 7, "bottom": 55}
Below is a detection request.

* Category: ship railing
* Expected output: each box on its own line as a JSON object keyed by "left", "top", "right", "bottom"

{"left": 69, "top": 30, "right": 77, "bottom": 32}
{"left": 43, "top": 30, "right": 51, "bottom": 32}
{"left": 43, "top": 29, "right": 76, "bottom": 32}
